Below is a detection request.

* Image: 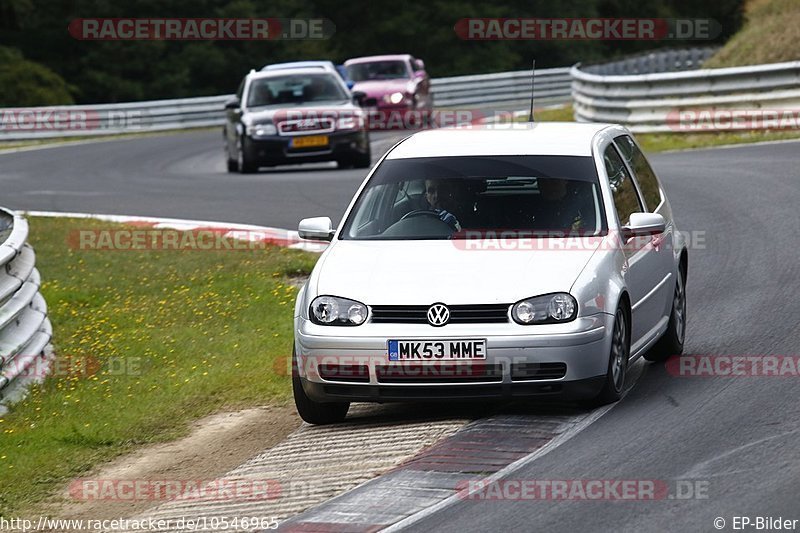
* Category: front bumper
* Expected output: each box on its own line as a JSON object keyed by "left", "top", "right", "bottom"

{"left": 294, "top": 314, "right": 615, "bottom": 402}
{"left": 299, "top": 375, "right": 607, "bottom": 402}
{"left": 244, "top": 129, "right": 368, "bottom": 165}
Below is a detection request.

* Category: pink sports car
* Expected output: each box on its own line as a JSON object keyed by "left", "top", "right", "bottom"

{"left": 344, "top": 54, "right": 433, "bottom": 126}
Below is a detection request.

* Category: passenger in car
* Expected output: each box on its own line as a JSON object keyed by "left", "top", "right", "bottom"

{"left": 535, "top": 178, "right": 586, "bottom": 234}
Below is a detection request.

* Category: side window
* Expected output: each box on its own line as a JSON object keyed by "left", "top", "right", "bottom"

{"left": 615, "top": 135, "right": 662, "bottom": 211}
{"left": 236, "top": 78, "right": 245, "bottom": 100}
{"left": 603, "top": 145, "right": 643, "bottom": 226}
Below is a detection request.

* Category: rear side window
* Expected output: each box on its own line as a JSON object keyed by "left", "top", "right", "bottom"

{"left": 615, "top": 135, "right": 662, "bottom": 211}
{"left": 603, "top": 145, "right": 642, "bottom": 226}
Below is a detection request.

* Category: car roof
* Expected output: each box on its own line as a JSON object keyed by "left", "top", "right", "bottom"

{"left": 386, "top": 123, "right": 617, "bottom": 159}
{"left": 344, "top": 54, "right": 411, "bottom": 65}
{"left": 262, "top": 61, "right": 335, "bottom": 71}
{"left": 247, "top": 67, "right": 338, "bottom": 80}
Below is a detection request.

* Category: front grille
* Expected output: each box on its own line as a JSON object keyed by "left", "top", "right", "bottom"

{"left": 376, "top": 363, "right": 503, "bottom": 383}
{"left": 511, "top": 362, "right": 567, "bottom": 381}
{"left": 370, "top": 304, "right": 510, "bottom": 324}
{"left": 278, "top": 118, "right": 335, "bottom": 135}
{"left": 318, "top": 363, "right": 370, "bottom": 383}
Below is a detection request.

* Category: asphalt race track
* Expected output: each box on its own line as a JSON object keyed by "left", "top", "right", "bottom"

{"left": 0, "top": 130, "right": 405, "bottom": 228}
{"left": 3, "top": 131, "right": 800, "bottom": 531}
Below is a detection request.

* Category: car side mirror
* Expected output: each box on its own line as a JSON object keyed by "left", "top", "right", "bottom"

{"left": 621, "top": 212, "right": 666, "bottom": 240}
{"left": 299, "top": 217, "right": 335, "bottom": 241}
{"left": 351, "top": 90, "right": 367, "bottom": 106}
{"left": 224, "top": 97, "right": 240, "bottom": 110}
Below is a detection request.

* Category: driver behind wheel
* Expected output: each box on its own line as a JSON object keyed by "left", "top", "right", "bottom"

{"left": 424, "top": 179, "right": 461, "bottom": 230}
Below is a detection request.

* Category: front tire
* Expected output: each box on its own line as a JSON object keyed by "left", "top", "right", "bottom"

{"left": 590, "top": 306, "right": 629, "bottom": 406}
{"left": 337, "top": 146, "right": 371, "bottom": 170}
{"left": 292, "top": 350, "right": 349, "bottom": 424}
{"left": 644, "top": 266, "right": 686, "bottom": 362}
{"left": 225, "top": 137, "right": 239, "bottom": 172}
{"left": 353, "top": 149, "right": 372, "bottom": 169}
{"left": 237, "top": 137, "right": 258, "bottom": 174}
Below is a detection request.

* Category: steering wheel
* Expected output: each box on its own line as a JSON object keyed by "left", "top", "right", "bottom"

{"left": 400, "top": 209, "right": 443, "bottom": 221}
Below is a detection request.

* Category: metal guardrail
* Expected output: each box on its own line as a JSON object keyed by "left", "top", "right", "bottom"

{"left": 8, "top": 49, "right": 798, "bottom": 138}
{"left": 0, "top": 95, "right": 231, "bottom": 141}
{"left": 431, "top": 67, "right": 572, "bottom": 107}
{"left": 0, "top": 68, "right": 573, "bottom": 141}
{"left": 571, "top": 48, "right": 800, "bottom": 133}
{"left": 580, "top": 47, "right": 718, "bottom": 76}
{"left": 0, "top": 208, "right": 52, "bottom": 399}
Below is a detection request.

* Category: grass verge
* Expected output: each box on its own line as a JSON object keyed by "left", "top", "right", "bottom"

{"left": 0, "top": 217, "right": 316, "bottom": 515}
{"left": 704, "top": 0, "right": 800, "bottom": 68}
{"left": 530, "top": 105, "right": 800, "bottom": 152}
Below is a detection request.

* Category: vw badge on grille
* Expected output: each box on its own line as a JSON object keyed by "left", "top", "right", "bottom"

{"left": 427, "top": 303, "right": 450, "bottom": 326}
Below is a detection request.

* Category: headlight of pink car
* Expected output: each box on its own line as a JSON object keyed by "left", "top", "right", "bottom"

{"left": 383, "top": 92, "right": 406, "bottom": 105}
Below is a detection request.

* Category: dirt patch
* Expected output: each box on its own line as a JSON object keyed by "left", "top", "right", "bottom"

{"left": 38, "top": 405, "right": 300, "bottom": 522}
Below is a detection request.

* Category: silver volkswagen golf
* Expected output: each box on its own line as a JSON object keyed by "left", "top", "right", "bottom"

{"left": 292, "top": 123, "right": 687, "bottom": 424}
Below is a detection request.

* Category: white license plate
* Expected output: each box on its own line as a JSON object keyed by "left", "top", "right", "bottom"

{"left": 388, "top": 339, "right": 486, "bottom": 361}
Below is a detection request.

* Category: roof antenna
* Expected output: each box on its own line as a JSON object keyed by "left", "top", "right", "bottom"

{"left": 527, "top": 59, "right": 536, "bottom": 122}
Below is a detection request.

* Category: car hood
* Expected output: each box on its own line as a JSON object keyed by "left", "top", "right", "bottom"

{"left": 314, "top": 239, "right": 601, "bottom": 305}
{"left": 351, "top": 79, "right": 413, "bottom": 97}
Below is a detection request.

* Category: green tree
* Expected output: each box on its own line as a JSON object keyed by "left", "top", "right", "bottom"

{"left": 0, "top": 47, "right": 74, "bottom": 106}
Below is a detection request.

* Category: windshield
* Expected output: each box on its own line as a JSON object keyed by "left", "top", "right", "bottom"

{"left": 246, "top": 73, "right": 348, "bottom": 107}
{"left": 346, "top": 61, "right": 409, "bottom": 81}
{"left": 340, "top": 155, "right": 607, "bottom": 240}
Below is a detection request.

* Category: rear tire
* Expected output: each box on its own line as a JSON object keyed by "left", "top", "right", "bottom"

{"left": 644, "top": 266, "right": 686, "bottom": 362}
{"left": 292, "top": 350, "right": 349, "bottom": 425}
{"left": 588, "top": 306, "right": 629, "bottom": 406}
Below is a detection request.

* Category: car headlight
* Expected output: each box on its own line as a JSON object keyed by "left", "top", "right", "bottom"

{"left": 309, "top": 296, "right": 368, "bottom": 326}
{"left": 383, "top": 92, "right": 405, "bottom": 104}
{"left": 511, "top": 293, "right": 577, "bottom": 325}
{"left": 336, "top": 115, "right": 362, "bottom": 130}
{"left": 246, "top": 123, "right": 277, "bottom": 138}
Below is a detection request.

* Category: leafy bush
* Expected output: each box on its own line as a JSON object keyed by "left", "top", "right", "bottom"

{"left": 0, "top": 47, "right": 75, "bottom": 106}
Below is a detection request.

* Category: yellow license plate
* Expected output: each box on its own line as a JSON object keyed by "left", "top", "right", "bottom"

{"left": 291, "top": 135, "right": 329, "bottom": 148}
